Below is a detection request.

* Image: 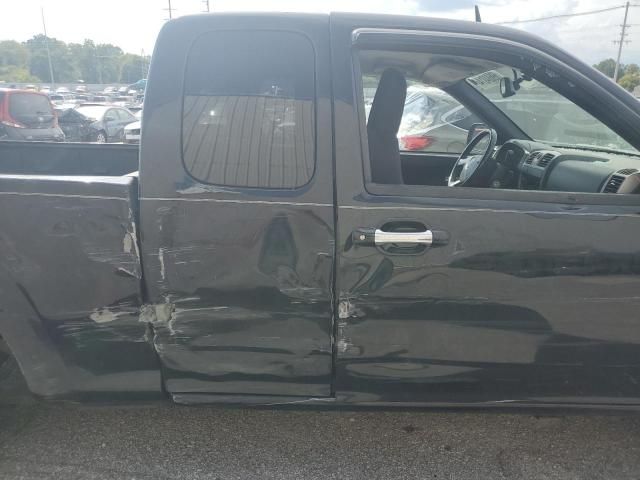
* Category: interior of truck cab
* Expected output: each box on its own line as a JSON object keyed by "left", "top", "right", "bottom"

{"left": 358, "top": 48, "right": 640, "bottom": 196}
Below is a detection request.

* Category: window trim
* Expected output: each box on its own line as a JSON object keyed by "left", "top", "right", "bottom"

{"left": 352, "top": 29, "right": 640, "bottom": 206}
{"left": 179, "top": 28, "right": 318, "bottom": 191}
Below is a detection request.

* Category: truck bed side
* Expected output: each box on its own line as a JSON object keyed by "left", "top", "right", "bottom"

{"left": 0, "top": 141, "right": 139, "bottom": 176}
{"left": 0, "top": 174, "right": 161, "bottom": 398}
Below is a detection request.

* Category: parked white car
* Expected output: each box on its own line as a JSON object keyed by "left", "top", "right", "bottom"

{"left": 123, "top": 110, "right": 142, "bottom": 144}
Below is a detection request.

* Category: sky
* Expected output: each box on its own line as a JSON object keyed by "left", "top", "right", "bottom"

{"left": 1, "top": 0, "right": 639, "bottom": 65}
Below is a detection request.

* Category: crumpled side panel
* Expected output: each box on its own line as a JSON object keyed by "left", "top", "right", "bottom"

{"left": 0, "top": 175, "right": 161, "bottom": 398}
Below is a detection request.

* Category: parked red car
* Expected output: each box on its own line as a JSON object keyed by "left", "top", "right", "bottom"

{"left": 0, "top": 89, "right": 65, "bottom": 141}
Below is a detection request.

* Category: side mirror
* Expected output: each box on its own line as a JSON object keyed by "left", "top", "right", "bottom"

{"left": 500, "top": 77, "right": 517, "bottom": 98}
{"left": 467, "top": 123, "right": 490, "bottom": 144}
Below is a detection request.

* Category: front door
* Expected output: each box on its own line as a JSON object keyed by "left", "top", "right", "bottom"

{"left": 331, "top": 16, "right": 640, "bottom": 406}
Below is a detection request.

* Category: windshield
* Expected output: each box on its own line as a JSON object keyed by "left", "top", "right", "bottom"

{"left": 467, "top": 68, "right": 637, "bottom": 154}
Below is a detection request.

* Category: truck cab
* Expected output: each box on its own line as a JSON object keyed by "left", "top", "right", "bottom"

{"left": 2, "top": 13, "right": 640, "bottom": 408}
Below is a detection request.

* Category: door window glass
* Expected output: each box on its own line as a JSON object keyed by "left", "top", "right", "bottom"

{"left": 467, "top": 69, "right": 637, "bottom": 153}
{"left": 182, "top": 30, "right": 316, "bottom": 188}
{"left": 363, "top": 75, "right": 479, "bottom": 154}
{"left": 356, "top": 48, "right": 640, "bottom": 196}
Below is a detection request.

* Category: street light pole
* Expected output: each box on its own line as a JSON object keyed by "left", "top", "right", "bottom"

{"left": 41, "top": 7, "right": 55, "bottom": 88}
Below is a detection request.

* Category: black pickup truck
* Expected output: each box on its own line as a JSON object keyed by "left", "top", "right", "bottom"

{"left": 3, "top": 12, "right": 640, "bottom": 409}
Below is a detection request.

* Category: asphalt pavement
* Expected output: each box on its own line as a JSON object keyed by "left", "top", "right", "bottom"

{"left": 1, "top": 364, "right": 640, "bottom": 479}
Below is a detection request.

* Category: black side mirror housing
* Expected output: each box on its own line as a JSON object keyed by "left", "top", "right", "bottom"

{"left": 500, "top": 77, "right": 517, "bottom": 98}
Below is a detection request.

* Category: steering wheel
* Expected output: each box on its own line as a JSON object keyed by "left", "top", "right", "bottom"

{"left": 448, "top": 128, "right": 498, "bottom": 187}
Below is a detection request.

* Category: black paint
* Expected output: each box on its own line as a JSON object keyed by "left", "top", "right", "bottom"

{"left": 1, "top": 12, "right": 640, "bottom": 408}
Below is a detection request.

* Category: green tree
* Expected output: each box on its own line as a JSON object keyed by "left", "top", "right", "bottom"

{"left": 25, "top": 35, "right": 79, "bottom": 83}
{"left": 593, "top": 58, "right": 620, "bottom": 78}
{"left": 0, "top": 65, "right": 40, "bottom": 83}
{"left": 618, "top": 71, "right": 640, "bottom": 92}
{"left": 0, "top": 35, "right": 146, "bottom": 85}
{"left": 0, "top": 41, "right": 29, "bottom": 68}
{"left": 69, "top": 40, "right": 100, "bottom": 83}
{"left": 94, "top": 44, "right": 123, "bottom": 83}
{"left": 119, "top": 53, "right": 147, "bottom": 83}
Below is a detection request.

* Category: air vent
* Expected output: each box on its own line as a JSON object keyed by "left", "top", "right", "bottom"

{"left": 617, "top": 168, "right": 638, "bottom": 176}
{"left": 538, "top": 153, "right": 555, "bottom": 167}
{"left": 525, "top": 152, "right": 540, "bottom": 164}
{"left": 603, "top": 174, "right": 625, "bottom": 193}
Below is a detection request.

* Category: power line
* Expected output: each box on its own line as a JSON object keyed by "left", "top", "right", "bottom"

{"left": 497, "top": 3, "right": 639, "bottom": 82}
{"left": 497, "top": 5, "right": 627, "bottom": 25}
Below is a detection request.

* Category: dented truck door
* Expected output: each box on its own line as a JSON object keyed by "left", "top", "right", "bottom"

{"left": 330, "top": 14, "right": 640, "bottom": 406}
{"left": 139, "top": 15, "right": 336, "bottom": 400}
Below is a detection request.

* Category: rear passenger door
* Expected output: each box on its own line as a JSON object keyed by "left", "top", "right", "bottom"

{"left": 140, "top": 16, "right": 335, "bottom": 400}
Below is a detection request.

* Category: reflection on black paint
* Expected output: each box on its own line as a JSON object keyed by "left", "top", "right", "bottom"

{"left": 353, "top": 258, "right": 394, "bottom": 294}
{"left": 450, "top": 249, "right": 640, "bottom": 278}
{"left": 259, "top": 215, "right": 298, "bottom": 275}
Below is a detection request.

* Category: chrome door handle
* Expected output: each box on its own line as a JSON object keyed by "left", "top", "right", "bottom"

{"left": 352, "top": 227, "right": 448, "bottom": 248}
{"left": 374, "top": 229, "right": 433, "bottom": 245}
{"left": 351, "top": 228, "right": 449, "bottom": 250}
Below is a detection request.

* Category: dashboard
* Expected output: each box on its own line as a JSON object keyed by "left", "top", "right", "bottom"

{"left": 492, "top": 140, "right": 640, "bottom": 194}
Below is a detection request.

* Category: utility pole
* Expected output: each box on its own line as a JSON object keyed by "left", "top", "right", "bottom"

{"left": 41, "top": 7, "right": 55, "bottom": 88}
{"left": 141, "top": 49, "right": 145, "bottom": 78}
{"left": 614, "top": 1, "right": 631, "bottom": 82}
{"left": 203, "top": 0, "right": 210, "bottom": 12}
{"left": 167, "top": 0, "right": 173, "bottom": 19}
{"left": 95, "top": 49, "right": 103, "bottom": 84}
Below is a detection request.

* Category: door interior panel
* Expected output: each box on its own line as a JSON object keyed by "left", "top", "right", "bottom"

{"left": 400, "top": 152, "right": 458, "bottom": 186}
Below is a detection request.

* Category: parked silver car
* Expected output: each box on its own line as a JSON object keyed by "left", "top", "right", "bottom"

{"left": 397, "top": 85, "right": 479, "bottom": 153}
{"left": 74, "top": 104, "right": 137, "bottom": 143}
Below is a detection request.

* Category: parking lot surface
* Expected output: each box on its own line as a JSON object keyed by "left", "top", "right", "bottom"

{"left": 1, "top": 365, "right": 640, "bottom": 480}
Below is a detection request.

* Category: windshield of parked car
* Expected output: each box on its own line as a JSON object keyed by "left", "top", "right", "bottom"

{"left": 467, "top": 67, "right": 637, "bottom": 154}
{"left": 75, "top": 105, "right": 108, "bottom": 121}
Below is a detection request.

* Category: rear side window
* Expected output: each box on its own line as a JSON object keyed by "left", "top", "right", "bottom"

{"left": 182, "top": 30, "right": 316, "bottom": 188}
{"left": 115, "top": 109, "right": 131, "bottom": 121}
